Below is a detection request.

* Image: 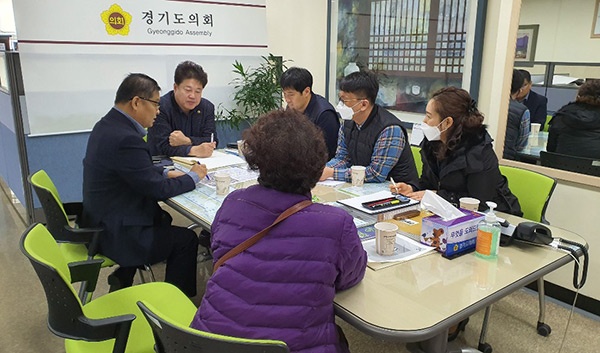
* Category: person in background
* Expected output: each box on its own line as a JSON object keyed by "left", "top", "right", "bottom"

{"left": 191, "top": 109, "right": 367, "bottom": 353}
{"left": 517, "top": 69, "right": 548, "bottom": 130}
{"left": 320, "top": 70, "right": 419, "bottom": 188}
{"left": 547, "top": 79, "right": 600, "bottom": 159}
{"left": 503, "top": 69, "right": 531, "bottom": 160}
{"left": 280, "top": 67, "right": 340, "bottom": 159}
{"left": 82, "top": 73, "right": 206, "bottom": 296}
{"left": 389, "top": 87, "right": 522, "bottom": 214}
{"left": 148, "top": 61, "right": 217, "bottom": 157}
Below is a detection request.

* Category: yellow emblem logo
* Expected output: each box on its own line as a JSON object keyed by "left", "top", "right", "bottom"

{"left": 101, "top": 4, "right": 132, "bottom": 36}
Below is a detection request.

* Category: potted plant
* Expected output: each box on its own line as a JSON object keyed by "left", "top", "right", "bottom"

{"left": 217, "top": 54, "right": 288, "bottom": 130}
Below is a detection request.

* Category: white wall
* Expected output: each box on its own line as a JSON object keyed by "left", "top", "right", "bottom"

{"left": 521, "top": 0, "right": 600, "bottom": 63}
{"left": 0, "top": 0, "right": 16, "bottom": 33}
{"left": 266, "top": 0, "right": 328, "bottom": 96}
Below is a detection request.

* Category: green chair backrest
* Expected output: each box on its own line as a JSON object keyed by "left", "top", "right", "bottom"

{"left": 137, "top": 301, "right": 290, "bottom": 353}
{"left": 22, "top": 223, "right": 73, "bottom": 284}
{"left": 29, "top": 170, "right": 69, "bottom": 221}
{"left": 499, "top": 165, "right": 556, "bottom": 224}
{"left": 411, "top": 145, "right": 423, "bottom": 177}
{"left": 543, "top": 115, "right": 551, "bottom": 132}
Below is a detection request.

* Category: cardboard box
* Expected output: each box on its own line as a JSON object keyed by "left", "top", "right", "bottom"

{"left": 421, "top": 209, "right": 484, "bottom": 258}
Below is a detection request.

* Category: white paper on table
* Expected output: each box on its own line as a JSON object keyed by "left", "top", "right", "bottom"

{"left": 317, "top": 178, "right": 346, "bottom": 187}
{"left": 362, "top": 233, "right": 436, "bottom": 264}
{"left": 172, "top": 151, "right": 245, "bottom": 170}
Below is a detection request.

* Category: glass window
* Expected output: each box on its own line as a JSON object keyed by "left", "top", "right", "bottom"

{"left": 334, "top": 0, "right": 471, "bottom": 113}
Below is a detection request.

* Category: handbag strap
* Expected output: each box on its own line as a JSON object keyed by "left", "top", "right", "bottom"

{"left": 213, "top": 199, "right": 312, "bottom": 272}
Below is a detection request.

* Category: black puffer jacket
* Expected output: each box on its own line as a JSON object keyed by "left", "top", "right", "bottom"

{"left": 419, "top": 128, "right": 522, "bottom": 216}
{"left": 547, "top": 102, "right": 600, "bottom": 159}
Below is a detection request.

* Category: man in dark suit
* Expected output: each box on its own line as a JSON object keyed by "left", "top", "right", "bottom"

{"left": 82, "top": 73, "right": 207, "bottom": 297}
{"left": 518, "top": 69, "right": 549, "bottom": 130}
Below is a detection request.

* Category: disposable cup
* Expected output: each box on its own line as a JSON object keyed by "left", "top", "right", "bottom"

{"left": 351, "top": 165, "right": 366, "bottom": 187}
{"left": 531, "top": 123, "right": 541, "bottom": 135}
{"left": 375, "top": 222, "right": 398, "bottom": 256}
{"left": 237, "top": 140, "right": 245, "bottom": 157}
{"left": 214, "top": 172, "right": 231, "bottom": 196}
{"left": 459, "top": 197, "right": 480, "bottom": 212}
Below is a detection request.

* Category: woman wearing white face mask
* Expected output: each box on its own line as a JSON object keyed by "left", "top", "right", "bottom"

{"left": 390, "top": 87, "right": 522, "bottom": 217}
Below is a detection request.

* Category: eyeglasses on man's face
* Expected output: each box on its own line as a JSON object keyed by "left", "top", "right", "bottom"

{"left": 138, "top": 96, "right": 160, "bottom": 109}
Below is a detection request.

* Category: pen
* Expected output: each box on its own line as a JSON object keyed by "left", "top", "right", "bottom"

{"left": 390, "top": 177, "right": 400, "bottom": 194}
{"left": 198, "top": 161, "right": 211, "bottom": 181}
{"left": 210, "top": 133, "right": 214, "bottom": 144}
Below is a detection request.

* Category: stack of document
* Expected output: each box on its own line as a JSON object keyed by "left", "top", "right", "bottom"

{"left": 171, "top": 151, "right": 245, "bottom": 170}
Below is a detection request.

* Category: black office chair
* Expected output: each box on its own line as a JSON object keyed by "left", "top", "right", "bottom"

{"left": 137, "top": 301, "right": 290, "bottom": 353}
{"left": 540, "top": 151, "right": 600, "bottom": 177}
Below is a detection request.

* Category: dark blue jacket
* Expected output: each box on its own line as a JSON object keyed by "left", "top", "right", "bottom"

{"left": 82, "top": 108, "right": 196, "bottom": 266}
{"left": 523, "top": 90, "right": 548, "bottom": 129}
{"left": 303, "top": 93, "right": 340, "bottom": 159}
{"left": 147, "top": 91, "right": 217, "bottom": 156}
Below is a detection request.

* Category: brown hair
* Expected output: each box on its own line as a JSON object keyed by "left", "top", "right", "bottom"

{"left": 242, "top": 109, "right": 328, "bottom": 194}
{"left": 576, "top": 80, "right": 600, "bottom": 106}
{"left": 429, "top": 87, "right": 485, "bottom": 159}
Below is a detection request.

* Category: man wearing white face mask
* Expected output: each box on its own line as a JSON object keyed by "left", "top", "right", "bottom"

{"left": 320, "top": 71, "right": 419, "bottom": 187}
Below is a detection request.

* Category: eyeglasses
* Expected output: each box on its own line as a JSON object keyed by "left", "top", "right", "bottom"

{"left": 339, "top": 98, "right": 366, "bottom": 105}
{"left": 137, "top": 96, "right": 160, "bottom": 109}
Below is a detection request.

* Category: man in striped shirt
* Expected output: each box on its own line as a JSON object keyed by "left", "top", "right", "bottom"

{"left": 320, "top": 71, "right": 419, "bottom": 189}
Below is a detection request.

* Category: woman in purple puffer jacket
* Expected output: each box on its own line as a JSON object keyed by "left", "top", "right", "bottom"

{"left": 190, "top": 109, "right": 367, "bottom": 353}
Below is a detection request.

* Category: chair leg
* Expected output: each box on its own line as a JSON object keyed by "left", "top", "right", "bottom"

{"left": 536, "top": 276, "right": 552, "bottom": 336}
{"left": 78, "top": 281, "right": 92, "bottom": 303}
{"left": 137, "top": 265, "right": 156, "bottom": 284}
{"left": 477, "top": 305, "right": 493, "bottom": 353}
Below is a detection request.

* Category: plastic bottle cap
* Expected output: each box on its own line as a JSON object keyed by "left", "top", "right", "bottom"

{"left": 485, "top": 201, "right": 498, "bottom": 222}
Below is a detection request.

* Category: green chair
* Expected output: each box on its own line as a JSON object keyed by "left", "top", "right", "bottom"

{"left": 411, "top": 145, "right": 423, "bottom": 177}
{"left": 137, "top": 301, "right": 290, "bottom": 353}
{"left": 492, "top": 166, "right": 557, "bottom": 337}
{"left": 498, "top": 165, "right": 556, "bottom": 224}
{"left": 28, "top": 170, "right": 154, "bottom": 302}
{"left": 20, "top": 223, "right": 195, "bottom": 353}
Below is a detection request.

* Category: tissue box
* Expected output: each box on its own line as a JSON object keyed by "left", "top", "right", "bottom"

{"left": 421, "top": 209, "right": 484, "bottom": 258}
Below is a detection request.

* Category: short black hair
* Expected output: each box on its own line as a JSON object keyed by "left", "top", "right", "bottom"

{"left": 243, "top": 109, "right": 328, "bottom": 195}
{"left": 511, "top": 69, "right": 524, "bottom": 95}
{"left": 339, "top": 70, "right": 379, "bottom": 104}
{"left": 114, "top": 73, "right": 161, "bottom": 104}
{"left": 519, "top": 69, "right": 532, "bottom": 82}
{"left": 174, "top": 61, "right": 208, "bottom": 87}
{"left": 280, "top": 67, "right": 313, "bottom": 93}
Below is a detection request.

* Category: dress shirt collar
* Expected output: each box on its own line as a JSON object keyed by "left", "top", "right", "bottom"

{"left": 113, "top": 106, "right": 147, "bottom": 137}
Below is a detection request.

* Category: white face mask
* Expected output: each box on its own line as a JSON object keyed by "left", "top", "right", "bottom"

{"left": 336, "top": 101, "right": 360, "bottom": 120}
{"left": 421, "top": 120, "right": 447, "bottom": 141}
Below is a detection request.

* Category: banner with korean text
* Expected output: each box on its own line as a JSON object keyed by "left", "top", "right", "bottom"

{"left": 13, "top": 0, "right": 267, "bottom": 135}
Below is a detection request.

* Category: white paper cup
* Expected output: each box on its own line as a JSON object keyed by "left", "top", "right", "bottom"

{"left": 237, "top": 140, "right": 245, "bottom": 157}
{"left": 214, "top": 172, "right": 231, "bottom": 196}
{"left": 459, "top": 197, "right": 480, "bottom": 212}
{"left": 375, "top": 222, "right": 398, "bottom": 256}
{"left": 351, "top": 165, "right": 366, "bottom": 187}
{"left": 531, "top": 123, "right": 541, "bottom": 135}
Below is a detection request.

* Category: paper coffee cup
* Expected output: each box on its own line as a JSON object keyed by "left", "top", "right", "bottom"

{"left": 351, "top": 165, "right": 366, "bottom": 187}
{"left": 375, "top": 222, "right": 398, "bottom": 256}
{"left": 214, "top": 172, "right": 231, "bottom": 196}
{"left": 459, "top": 197, "right": 480, "bottom": 212}
{"left": 237, "top": 140, "right": 245, "bottom": 157}
{"left": 531, "top": 123, "right": 541, "bottom": 135}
